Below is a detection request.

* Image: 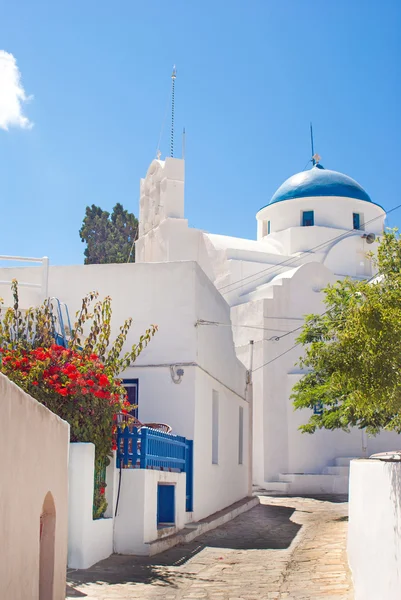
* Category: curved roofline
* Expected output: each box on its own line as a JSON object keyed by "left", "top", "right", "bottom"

{"left": 257, "top": 195, "right": 385, "bottom": 215}
{"left": 264, "top": 163, "right": 375, "bottom": 208}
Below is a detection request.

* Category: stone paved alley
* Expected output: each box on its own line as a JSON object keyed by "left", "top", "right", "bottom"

{"left": 66, "top": 495, "right": 353, "bottom": 600}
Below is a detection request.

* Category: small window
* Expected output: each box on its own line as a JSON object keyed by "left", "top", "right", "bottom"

{"left": 212, "top": 391, "right": 219, "bottom": 465}
{"left": 238, "top": 406, "right": 244, "bottom": 465}
{"left": 302, "top": 210, "right": 314, "bottom": 227}
{"left": 353, "top": 213, "right": 360, "bottom": 230}
{"left": 123, "top": 379, "right": 139, "bottom": 419}
{"left": 267, "top": 220, "right": 271, "bottom": 235}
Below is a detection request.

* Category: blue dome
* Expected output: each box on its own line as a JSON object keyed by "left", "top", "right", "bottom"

{"left": 268, "top": 163, "right": 372, "bottom": 206}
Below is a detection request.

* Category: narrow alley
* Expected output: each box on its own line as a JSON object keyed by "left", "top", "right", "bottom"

{"left": 67, "top": 495, "right": 353, "bottom": 600}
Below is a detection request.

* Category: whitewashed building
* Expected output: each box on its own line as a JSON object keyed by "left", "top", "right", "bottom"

{"left": 2, "top": 150, "right": 400, "bottom": 523}
{"left": 0, "top": 241, "right": 252, "bottom": 565}
{"left": 135, "top": 155, "right": 400, "bottom": 494}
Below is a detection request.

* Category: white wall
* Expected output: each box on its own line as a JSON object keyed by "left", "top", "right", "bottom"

{"left": 68, "top": 443, "right": 113, "bottom": 569}
{"left": 0, "top": 373, "right": 69, "bottom": 600}
{"left": 348, "top": 458, "right": 401, "bottom": 600}
{"left": 232, "top": 260, "right": 401, "bottom": 485}
{"left": 0, "top": 260, "right": 250, "bottom": 518}
{"left": 192, "top": 368, "right": 249, "bottom": 521}
{"left": 256, "top": 196, "right": 385, "bottom": 238}
{"left": 0, "top": 261, "right": 246, "bottom": 396}
{"left": 125, "top": 365, "right": 197, "bottom": 439}
{"left": 114, "top": 470, "right": 186, "bottom": 555}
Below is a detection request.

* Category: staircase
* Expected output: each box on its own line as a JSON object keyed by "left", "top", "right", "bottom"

{"left": 259, "top": 457, "right": 355, "bottom": 496}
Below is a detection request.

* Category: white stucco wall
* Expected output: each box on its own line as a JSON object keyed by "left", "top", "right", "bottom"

{"left": 0, "top": 261, "right": 245, "bottom": 397}
{"left": 256, "top": 196, "right": 385, "bottom": 238}
{"left": 192, "top": 368, "right": 249, "bottom": 521}
{"left": 0, "top": 373, "right": 69, "bottom": 600}
{"left": 348, "top": 458, "right": 401, "bottom": 600}
{"left": 68, "top": 443, "right": 114, "bottom": 569}
{"left": 114, "top": 469, "right": 186, "bottom": 555}
{"left": 0, "top": 260, "right": 250, "bottom": 522}
{"left": 232, "top": 260, "right": 401, "bottom": 486}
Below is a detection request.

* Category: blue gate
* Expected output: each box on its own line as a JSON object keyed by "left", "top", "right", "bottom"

{"left": 116, "top": 426, "right": 194, "bottom": 512}
{"left": 185, "top": 440, "right": 193, "bottom": 512}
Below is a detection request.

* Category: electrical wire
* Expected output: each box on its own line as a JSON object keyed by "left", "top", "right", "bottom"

{"left": 196, "top": 318, "right": 304, "bottom": 342}
{"left": 252, "top": 342, "right": 301, "bottom": 372}
{"left": 250, "top": 269, "right": 389, "bottom": 372}
{"left": 218, "top": 202, "right": 401, "bottom": 296}
{"left": 197, "top": 318, "right": 300, "bottom": 333}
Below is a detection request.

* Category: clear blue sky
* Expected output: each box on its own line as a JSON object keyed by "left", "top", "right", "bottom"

{"left": 1, "top": 0, "right": 400, "bottom": 265}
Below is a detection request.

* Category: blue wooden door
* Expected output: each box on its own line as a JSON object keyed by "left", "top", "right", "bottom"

{"left": 157, "top": 484, "right": 175, "bottom": 525}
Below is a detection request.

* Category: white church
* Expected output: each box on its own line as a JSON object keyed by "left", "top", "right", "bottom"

{"left": 1, "top": 150, "right": 399, "bottom": 508}
{"left": 135, "top": 152, "right": 400, "bottom": 495}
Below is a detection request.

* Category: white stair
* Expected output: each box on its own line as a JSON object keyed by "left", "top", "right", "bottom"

{"left": 257, "top": 481, "right": 290, "bottom": 493}
{"left": 277, "top": 473, "right": 348, "bottom": 494}
{"left": 259, "top": 456, "right": 358, "bottom": 496}
{"left": 322, "top": 466, "right": 350, "bottom": 476}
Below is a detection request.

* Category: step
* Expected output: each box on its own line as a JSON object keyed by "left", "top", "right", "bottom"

{"left": 257, "top": 481, "right": 290, "bottom": 493}
{"left": 334, "top": 457, "right": 357, "bottom": 467}
{"left": 145, "top": 496, "right": 259, "bottom": 556}
{"left": 278, "top": 473, "right": 349, "bottom": 495}
{"left": 322, "top": 466, "right": 350, "bottom": 476}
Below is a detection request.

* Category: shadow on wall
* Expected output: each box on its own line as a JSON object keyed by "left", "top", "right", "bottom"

{"left": 66, "top": 503, "right": 301, "bottom": 595}
{"left": 389, "top": 461, "right": 401, "bottom": 552}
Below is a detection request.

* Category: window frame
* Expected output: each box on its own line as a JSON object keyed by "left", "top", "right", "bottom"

{"left": 302, "top": 210, "right": 314, "bottom": 227}
{"left": 122, "top": 378, "right": 139, "bottom": 419}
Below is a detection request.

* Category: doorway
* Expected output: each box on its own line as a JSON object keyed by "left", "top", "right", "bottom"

{"left": 39, "top": 492, "right": 56, "bottom": 600}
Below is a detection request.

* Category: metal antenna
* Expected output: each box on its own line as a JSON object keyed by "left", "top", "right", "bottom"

{"left": 170, "top": 65, "right": 177, "bottom": 158}
{"left": 182, "top": 127, "right": 186, "bottom": 160}
{"left": 310, "top": 122, "right": 315, "bottom": 165}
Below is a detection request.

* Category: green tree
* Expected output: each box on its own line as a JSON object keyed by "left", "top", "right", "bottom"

{"left": 291, "top": 230, "right": 401, "bottom": 435}
{"left": 79, "top": 203, "right": 138, "bottom": 264}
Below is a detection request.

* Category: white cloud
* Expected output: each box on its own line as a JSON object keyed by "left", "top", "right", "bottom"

{"left": 0, "top": 50, "right": 33, "bottom": 131}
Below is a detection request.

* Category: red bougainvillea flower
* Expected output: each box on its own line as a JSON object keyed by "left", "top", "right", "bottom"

{"left": 32, "top": 381, "right": 39, "bottom": 386}
{"left": 57, "top": 388, "right": 69, "bottom": 397}
{"left": 98, "top": 374, "right": 109, "bottom": 387}
{"left": 100, "top": 487, "right": 106, "bottom": 495}
{"left": 86, "top": 379, "right": 95, "bottom": 387}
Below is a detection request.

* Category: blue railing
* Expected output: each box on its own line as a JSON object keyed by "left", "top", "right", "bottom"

{"left": 116, "top": 426, "right": 193, "bottom": 511}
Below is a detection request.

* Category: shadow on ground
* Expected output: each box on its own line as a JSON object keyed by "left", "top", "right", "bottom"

{"left": 66, "top": 502, "right": 302, "bottom": 596}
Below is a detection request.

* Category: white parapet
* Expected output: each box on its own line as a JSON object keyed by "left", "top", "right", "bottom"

{"left": 114, "top": 469, "right": 187, "bottom": 555}
{"left": 348, "top": 458, "right": 401, "bottom": 600}
{"left": 68, "top": 443, "right": 114, "bottom": 569}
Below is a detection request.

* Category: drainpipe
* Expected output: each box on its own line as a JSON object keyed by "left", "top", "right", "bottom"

{"left": 247, "top": 340, "right": 254, "bottom": 497}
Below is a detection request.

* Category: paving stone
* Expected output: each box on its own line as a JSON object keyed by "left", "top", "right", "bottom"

{"left": 67, "top": 495, "right": 353, "bottom": 600}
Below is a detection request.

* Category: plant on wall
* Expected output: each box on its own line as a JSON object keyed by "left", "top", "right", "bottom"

{"left": 291, "top": 230, "right": 401, "bottom": 435}
{"left": 0, "top": 280, "right": 158, "bottom": 518}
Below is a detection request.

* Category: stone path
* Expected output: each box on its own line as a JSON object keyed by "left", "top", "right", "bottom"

{"left": 66, "top": 495, "right": 353, "bottom": 600}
